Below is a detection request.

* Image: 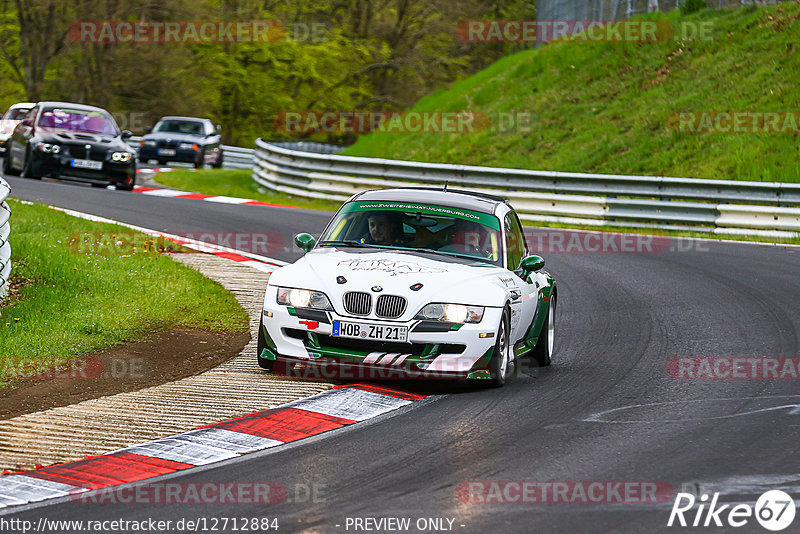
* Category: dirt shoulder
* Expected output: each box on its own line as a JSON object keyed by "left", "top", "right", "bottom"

{"left": 0, "top": 328, "right": 250, "bottom": 420}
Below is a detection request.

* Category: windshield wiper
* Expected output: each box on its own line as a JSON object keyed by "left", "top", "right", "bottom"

{"left": 317, "top": 240, "right": 371, "bottom": 248}
{"left": 402, "top": 246, "right": 491, "bottom": 262}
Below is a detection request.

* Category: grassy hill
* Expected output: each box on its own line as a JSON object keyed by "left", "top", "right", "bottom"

{"left": 344, "top": 3, "right": 800, "bottom": 182}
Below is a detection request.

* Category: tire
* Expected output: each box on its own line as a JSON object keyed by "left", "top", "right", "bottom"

{"left": 256, "top": 317, "right": 274, "bottom": 371}
{"left": 488, "top": 307, "right": 511, "bottom": 387}
{"left": 212, "top": 152, "right": 223, "bottom": 169}
{"left": 194, "top": 151, "right": 204, "bottom": 169}
{"left": 118, "top": 175, "right": 135, "bottom": 192}
{"left": 531, "top": 295, "right": 556, "bottom": 367}
{"left": 20, "top": 147, "right": 40, "bottom": 179}
{"left": 3, "top": 154, "right": 19, "bottom": 176}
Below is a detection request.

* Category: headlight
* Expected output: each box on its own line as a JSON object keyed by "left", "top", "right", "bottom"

{"left": 111, "top": 151, "right": 133, "bottom": 162}
{"left": 414, "top": 303, "right": 484, "bottom": 323}
{"left": 179, "top": 142, "right": 199, "bottom": 150}
{"left": 36, "top": 142, "right": 60, "bottom": 153}
{"left": 141, "top": 140, "right": 156, "bottom": 147}
{"left": 276, "top": 287, "right": 333, "bottom": 310}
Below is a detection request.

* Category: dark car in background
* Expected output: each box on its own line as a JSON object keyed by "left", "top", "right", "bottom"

{"left": 138, "top": 116, "right": 222, "bottom": 168}
{"left": 3, "top": 102, "right": 136, "bottom": 190}
{"left": 0, "top": 102, "right": 34, "bottom": 154}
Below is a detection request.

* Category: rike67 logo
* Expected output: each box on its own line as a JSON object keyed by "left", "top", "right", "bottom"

{"left": 668, "top": 490, "right": 795, "bottom": 531}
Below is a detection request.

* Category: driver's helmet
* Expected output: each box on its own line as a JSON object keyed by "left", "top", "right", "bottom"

{"left": 362, "top": 211, "right": 404, "bottom": 245}
{"left": 450, "top": 219, "right": 490, "bottom": 251}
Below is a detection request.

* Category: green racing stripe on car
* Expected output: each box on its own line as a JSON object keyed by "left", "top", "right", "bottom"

{"left": 449, "top": 323, "right": 464, "bottom": 331}
{"left": 515, "top": 277, "right": 555, "bottom": 356}
{"left": 287, "top": 307, "right": 297, "bottom": 316}
{"left": 341, "top": 200, "right": 501, "bottom": 230}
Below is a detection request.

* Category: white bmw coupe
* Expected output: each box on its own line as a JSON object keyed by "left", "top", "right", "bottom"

{"left": 258, "top": 188, "right": 557, "bottom": 386}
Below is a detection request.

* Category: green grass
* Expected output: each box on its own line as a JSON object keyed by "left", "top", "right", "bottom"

{"left": 344, "top": 3, "right": 800, "bottom": 183}
{"left": 0, "top": 200, "right": 250, "bottom": 387}
{"left": 154, "top": 168, "right": 340, "bottom": 212}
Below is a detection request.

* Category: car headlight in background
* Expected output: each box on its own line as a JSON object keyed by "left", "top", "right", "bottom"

{"left": 179, "top": 143, "right": 200, "bottom": 151}
{"left": 414, "top": 303, "right": 484, "bottom": 323}
{"left": 36, "top": 142, "right": 60, "bottom": 153}
{"left": 111, "top": 151, "right": 133, "bottom": 162}
{"left": 141, "top": 140, "right": 156, "bottom": 147}
{"left": 276, "top": 287, "right": 333, "bottom": 310}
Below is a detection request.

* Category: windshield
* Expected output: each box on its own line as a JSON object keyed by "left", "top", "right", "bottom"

{"left": 3, "top": 108, "right": 29, "bottom": 120}
{"left": 319, "top": 201, "right": 503, "bottom": 266}
{"left": 38, "top": 108, "right": 119, "bottom": 135}
{"left": 153, "top": 120, "right": 204, "bottom": 135}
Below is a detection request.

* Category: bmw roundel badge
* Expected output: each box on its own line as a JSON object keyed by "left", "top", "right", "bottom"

{"left": 371, "top": 285, "right": 383, "bottom": 292}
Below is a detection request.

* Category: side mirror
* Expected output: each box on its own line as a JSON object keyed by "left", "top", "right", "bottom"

{"left": 215, "top": 124, "right": 221, "bottom": 132}
{"left": 294, "top": 233, "right": 316, "bottom": 253}
{"left": 520, "top": 255, "right": 545, "bottom": 276}
{"left": 144, "top": 126, "right": 153, "bottom": 134}
{"left": 120, "top": 130, "right": 133, "bottom": 139}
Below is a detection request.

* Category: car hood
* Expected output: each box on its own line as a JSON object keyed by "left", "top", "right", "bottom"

{"left": 142, "top": 132, "right": 206, "bottom": 144}
{"left": 38, "top": 130, "right": 131, "bottom": 150}
{"left": 267, "top": 247, "right": 515, "bottom": 319}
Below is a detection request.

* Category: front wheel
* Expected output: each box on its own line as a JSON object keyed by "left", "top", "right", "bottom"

{"left": 531, "top": 295, "right": 555, "bottom": 367}
{"left": 256, "top": 317, "right": 274, "bottom": 371}
{"left": 20, "top": 147, "right": 40, "bottom": 179}
{"left": 488, "top": 307, "right": 511, "bottom": 387}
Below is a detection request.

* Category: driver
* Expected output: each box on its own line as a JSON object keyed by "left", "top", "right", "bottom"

{"left": 362, "top": 212, "right": 404, "bottom": 245}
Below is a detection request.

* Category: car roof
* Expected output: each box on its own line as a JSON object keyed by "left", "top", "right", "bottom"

{"left": 157, "top": 116, "right": 210, "bottom": 123}
{"left": 8, "top": 102, "right": 34, "bottom": 110}
{"left": 352, "top": 187, "right": 508, "bottom": 215}
{"left": 36, "top": 101, "right": 111, "bottom": 113}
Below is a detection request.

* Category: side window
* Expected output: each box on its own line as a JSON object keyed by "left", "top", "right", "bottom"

{"left": 504, "top": 212, "right": 526, "bottom": 271}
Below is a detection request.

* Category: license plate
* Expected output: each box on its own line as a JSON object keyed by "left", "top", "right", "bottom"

{"left": 70, "top": 159, "right": 102, "bottom": 170}
{"left": 332, "top": 320, "right": 408, "bottom": 342}
{"left": 157, "top": 148, "right": 176, "bottom": 156}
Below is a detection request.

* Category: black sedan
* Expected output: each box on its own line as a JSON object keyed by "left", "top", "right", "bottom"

{"left": 3, "top": 101, "right": 136, "bottom": 190}
{"left": 138, "top": 116, "right": 222, "bottom": 168}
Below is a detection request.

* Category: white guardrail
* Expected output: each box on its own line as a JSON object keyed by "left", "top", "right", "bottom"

{"left": 0, "top": 177, "right": 11, "bottom": 300}
{"left": 252, "top": 139, "right": 800, "bottom": 239}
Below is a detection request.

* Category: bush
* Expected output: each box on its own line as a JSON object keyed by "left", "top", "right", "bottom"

{"left": 680, "top": 0, "right": 706, "bottom": 15}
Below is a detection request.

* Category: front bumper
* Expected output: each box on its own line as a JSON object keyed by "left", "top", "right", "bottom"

{"left": 34, "top": 153, "right": 135, "bottom": 186}
{"left": 139, "top": 146, "right": 200, "bottom": 163}
{"left": 258, "top": 302, "right": 502, "bottom": 380}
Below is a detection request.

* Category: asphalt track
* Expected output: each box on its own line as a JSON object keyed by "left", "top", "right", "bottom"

{"left": 5, "top": 173, "right": 800, "bottom": 533}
